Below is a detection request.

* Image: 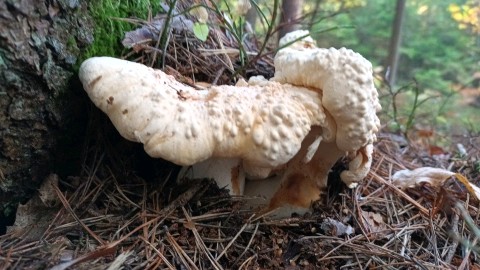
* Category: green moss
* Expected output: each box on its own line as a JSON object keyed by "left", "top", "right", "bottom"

{"left": 66, "top": 35, "right": 77, "bottom": 49}
{"left": 84, "top": 0, "right": 162, "bottom": 59}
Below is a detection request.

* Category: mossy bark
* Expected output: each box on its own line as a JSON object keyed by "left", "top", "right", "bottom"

{"left": 0, "top": 0, "right": 94, "bottom": 222}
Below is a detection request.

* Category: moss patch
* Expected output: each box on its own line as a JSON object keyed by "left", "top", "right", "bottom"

{"left": 83, "top": 0, "right": 162, "bottom": 60}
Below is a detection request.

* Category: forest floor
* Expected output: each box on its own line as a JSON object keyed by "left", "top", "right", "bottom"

{"left": 1, "top": 131, "right": 480, "bottom": 269}
{"left": 1, "top": 6, "right": 480, "bottom": 268}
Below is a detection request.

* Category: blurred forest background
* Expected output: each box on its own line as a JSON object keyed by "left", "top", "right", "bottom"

{"left": 302, "top": 0, "right": 480, "bottom": 140}
{"left": 264, "top": 0, "right": 480, "bottom": 142}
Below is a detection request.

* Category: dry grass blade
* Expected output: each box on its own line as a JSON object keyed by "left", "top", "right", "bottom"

{"left": 232, "top": 222, "right": 259, "bottom": 267}
{"left": 139, "top": 236, "right": 176, "bottom": 270}
{"left": 165, "top": 230, "right": 199, "bottom": 270}
{"left": 370, "top": 170, "right": 429, "bottom": 215}
{"left": 106, "top": 250, "right": 134, "bottom": 270}
{"left": 50, "top": 245, "right": 117, "bottom": 270}
{"left": 215, "top": 222, "right": 248, "bottom": 262}
{"left": 158, "top": 179, "right": 210, "bottom": 217}
{"left": 52, "top": 182, "right": 105, "bottom": 245}
{"left": 182, "top": 207, "right": 223, "bottom": 270}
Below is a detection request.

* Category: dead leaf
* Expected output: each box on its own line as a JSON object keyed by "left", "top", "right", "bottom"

{"left": 38, "top": 173, "right": 61, "bottom": 207}
{"left": 7, "top": 174, "right": 61, "bottom": 241}
{"left": 189, "top": 5, "right": 208, "bottom": 23}
{"left": 429, "top": 145, "right": 446, "bottom": 156}
{"left": 392, "top": 167, "right": 480, "bottom": 200}
{"left": 122, "top": 27, "right": 156, "bottom": 49}
{"left": 360, "top": 211, "right": 386, "bottom": 234}
{"left": 122, "top": 13, "right": 194, "bottom": 49}
{"left": 320, "top": 218, "right": 354, "bottom": 236}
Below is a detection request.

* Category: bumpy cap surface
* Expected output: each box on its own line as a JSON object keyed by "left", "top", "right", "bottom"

{"left": 274, "top": 30, "right": 381, "bottom": 152}
{"left": 79, "top": 57, "right": 326, "bottom": 169}
{"left": 278, "top": 30, "right": 316, "bottom": 50}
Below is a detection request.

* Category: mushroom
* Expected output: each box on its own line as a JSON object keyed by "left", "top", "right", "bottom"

{"left": 79, "top": 30, "right": 381, "bottom": 217}
{"left": 180, "top": 31, "right": 381, "bottom": 216}
{"left": 79, "top": 56, "right": 327, "bottom": 199}
{"left": 273, "top": 30, "right": 381, "bottom": 186}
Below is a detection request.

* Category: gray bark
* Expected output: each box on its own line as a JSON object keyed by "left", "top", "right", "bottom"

{"left": 0, "top": 0, "right": 93, "bottom": 224}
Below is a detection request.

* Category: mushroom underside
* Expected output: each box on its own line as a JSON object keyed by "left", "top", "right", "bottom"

{"left": 179, "top": 127, "right": 374, "bottom": 218}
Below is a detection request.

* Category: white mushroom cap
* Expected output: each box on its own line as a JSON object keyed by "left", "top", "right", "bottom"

{"left": 271, "top": 30, "right": 381, "bottom": 195}
{"left": 278, "top": 29, "right": 316, "bottom": 50}
{"left": 79, "top": 57, "right": 326, "bottom": 171}
{"left": 274, "top": 31, "right": 381, "bottom": 153}
{"left": 340, "top": 144, "right": 374, "bottom": 188}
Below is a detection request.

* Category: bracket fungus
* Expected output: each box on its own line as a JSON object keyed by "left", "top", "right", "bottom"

{"left": 79, "top": 30, "right": 381, "bottom": 217}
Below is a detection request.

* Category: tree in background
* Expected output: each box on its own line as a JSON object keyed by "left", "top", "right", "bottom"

{"left": 307, "top": 0, "right": 479, "bottom": 131}
{"left": 311, "top": 0, "right": 478, "bottom": 93}
{"left": 448, "top": 0, "right": 480, "bottom": 34}
{"left": 386, "top": 0, "right": 406, "bottom": 87}
{"left": 278, "top": 0, "right": 304, "bottom": 39}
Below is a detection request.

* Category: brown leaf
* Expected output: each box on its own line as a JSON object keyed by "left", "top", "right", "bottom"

{"left": 392, "top": 167, "right": 480, "bottom": 200}
{"left": 360, "top": 210, "right": 386, "bottom": 234}
{"left": 6, "top": 174, "right": 61, "bottom": 241}
{"left": 122, "top": 27, "right": 156, "bottom": 49}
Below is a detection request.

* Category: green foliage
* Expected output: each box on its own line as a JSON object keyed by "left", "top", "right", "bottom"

{"left": 312, "top": 0, "right": 394, "bottom": 66}
{"left": 204, "top": 0, "right": 281, "bottom": 74}
{"left": 310, "top": 0, "right": 479, "bottom": 134}
{"left": 399, "top": 0, "right": 478, "bottom": 93}
{"left": 314, "top": 0, "right": 478, "bottom": 89}
{"left": 192, "top": 22, "right": 209, "bottom": 41}
{"left": 84, "top": 0, "right": 162, "bottom": 59}
{"left": 379, "top": 80, "right": 430, "bottom": 135}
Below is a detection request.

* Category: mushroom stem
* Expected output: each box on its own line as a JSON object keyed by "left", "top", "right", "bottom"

{"left": 340, "top": 144, "right": 374, "bottom": 188}
{"left": 178, "top": 158, "right": 245, "bottom": 195}
{"left": 245, "top": 128, "right": 345, "bottom": 217}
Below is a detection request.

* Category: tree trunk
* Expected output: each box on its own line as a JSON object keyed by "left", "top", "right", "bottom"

{"left": 308, "top": 0, "right": 322, "bottom": 30}
{"left": 387, "top": 0, "right": 406, "bottom": 87}
{"left": 278, "top": 0, "right": 304, "bottom": 40}
{"left": 0, "top": 0, "right": 94, "bottom": 227}
{"left": 245, "top": 3, "right": 258, "bottom": 32}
